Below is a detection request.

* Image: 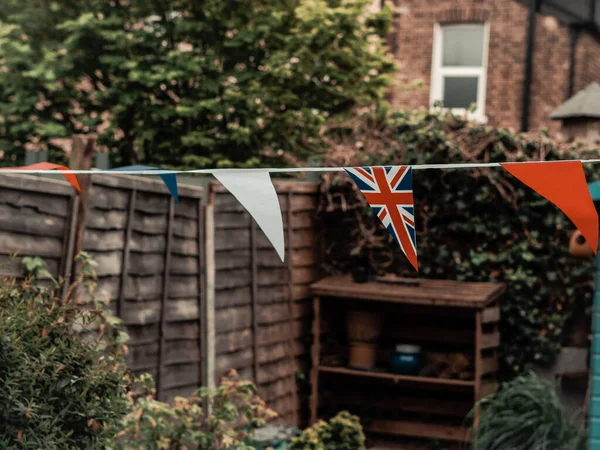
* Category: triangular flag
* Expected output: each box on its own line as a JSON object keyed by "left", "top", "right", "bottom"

{"left": 345, "top": 166, "right": 418, "bottom": 271}
{"left": 213, "top": 170, "right": 285, "bottom": 262}
{"left": 1, "top": 162, "right": 80, "bottom": 191}
{"left": 112, "top": 165, "right": 179, "bottom": 203}
{"left": 502, "top": 161, "right": 599, "bottom": 254}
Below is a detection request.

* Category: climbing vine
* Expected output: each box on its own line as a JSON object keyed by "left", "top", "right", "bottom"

{"left": 317, "top": 109, "right": 598, "bottom": 375}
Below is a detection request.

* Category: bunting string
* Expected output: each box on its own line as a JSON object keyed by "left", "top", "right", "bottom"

{"left": 2, "top": 158, "right": 599, "bottom": 267}
{"left": 3, "top": 158, "right": 600, "bottom": 175}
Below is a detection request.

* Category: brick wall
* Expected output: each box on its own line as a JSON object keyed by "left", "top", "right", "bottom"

{"left": 389, "top": 0, "right": 600, "bottom": 134}
{"left": 574, "top": 31, "right": 600, "bottom": 94}
{"left": 528, "top": 14, "right": 570, "bottom": 134}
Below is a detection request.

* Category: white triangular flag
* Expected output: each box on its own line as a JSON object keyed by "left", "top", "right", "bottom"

{"left": 213, "top": 170, "right": 285, "bottom": 261}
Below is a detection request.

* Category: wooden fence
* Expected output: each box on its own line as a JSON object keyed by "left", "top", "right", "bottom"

{"left": 208, "top": 180, "right": 320, "bottom": 425}
{"left": 0, "top": 174, "right": 78, "bottom": 294}
{"left": 82, "top": 175, "right": 206, "bottom": 401}
{"left": 0, "top": 173, "right": 320, "bottom": 424}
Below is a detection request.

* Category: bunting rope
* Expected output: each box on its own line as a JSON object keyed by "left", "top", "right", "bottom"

{"left": 3, "top": 158, "right": 600, "bottom": 175}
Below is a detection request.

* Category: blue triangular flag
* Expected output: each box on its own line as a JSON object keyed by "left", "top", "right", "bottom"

{"left": 111, "top": 165, "right": 179, "bottom": 203}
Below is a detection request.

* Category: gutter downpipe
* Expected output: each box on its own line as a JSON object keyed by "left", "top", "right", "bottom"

{"left": 521, "top": 0, "right": 541, "bottom": 132}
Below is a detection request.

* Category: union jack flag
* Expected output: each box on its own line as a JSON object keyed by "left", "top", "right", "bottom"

{"left": 345, "top": 166, "right": 418, "bottom": 271}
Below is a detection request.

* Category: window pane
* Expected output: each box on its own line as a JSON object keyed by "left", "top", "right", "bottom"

{"left": 442, "top": 25, "right": 484, "bottom": 67}
{"left": 443, "top": 76, "right": 478, "bottom": 109}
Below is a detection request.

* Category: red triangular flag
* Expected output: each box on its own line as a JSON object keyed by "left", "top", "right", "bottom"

{"left": 502, "top": 161, "right": 598, "bottom": 254}
{"left": 1, "top": 162, "right": 80, "bottom": 192}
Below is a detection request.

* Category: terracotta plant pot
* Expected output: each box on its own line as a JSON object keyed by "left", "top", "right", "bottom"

{"left": 348, "top": 342, "right": 377, "bottom": 369}
{"left": 346, "top": 310, "right": 382, "bottom": 369}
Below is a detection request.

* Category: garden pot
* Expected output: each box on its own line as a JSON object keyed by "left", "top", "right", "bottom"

{"left": 348, "top": 341, "right": 378, "bottom": 369}
{"left": 346, "top": 310, "right": 382, "bottom": 369}
{"left": 390, "top": 344, "right": 421, "bottom": 375}
{"left": 352, "top": 266, "right": 370, "bottom": 283}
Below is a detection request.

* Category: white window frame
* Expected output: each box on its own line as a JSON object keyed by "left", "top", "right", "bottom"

{"left": 430, "top": 22, "right": 490, "bottom": 122}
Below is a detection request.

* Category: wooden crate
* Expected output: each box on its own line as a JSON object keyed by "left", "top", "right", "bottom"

{"left": 309, "top": 275, "right": 504, "bottom": 442}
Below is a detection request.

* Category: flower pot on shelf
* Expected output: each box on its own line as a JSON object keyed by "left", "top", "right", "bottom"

{"left": 390, "top": 344, "right": 422, "bottom": 375}
{"left": 346, "top": 310, "right": 382, "bottom": 370}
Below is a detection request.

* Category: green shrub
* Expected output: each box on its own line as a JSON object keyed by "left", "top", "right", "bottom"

{"left": 0, "top": 255, "right": 129, "bottom": 448}
{"left": 471, "top": 372, "right": 585, "bottom": 450}
{"left": 319, "top": 110, "right": 599, "bottom": 375}
{"left": 288, "top": 411, "right": 365, "bottom": 450}
{"left": 111, "top": 370, "right": 277, "bottom": 450}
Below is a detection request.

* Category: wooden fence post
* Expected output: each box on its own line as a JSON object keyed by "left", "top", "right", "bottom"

{"left": 117, "top": 189, "right": 137, "bottom": 318}
{"left": 69, "top": 135, "right": 96, "bottom": 283}
{"left": 198, "top": 197, "right": 206, "bottom": 389}
{"left": 204, "top": 183, "right": 216, "bottom": 392}
{"left": 250, "top": 219, "right": 259, "bottom": 384}
{"left": 156, "top": 197, "right": 175, "bottom": 400}
{"left": 286, "top": 191, "right": 299, "bottom": 425}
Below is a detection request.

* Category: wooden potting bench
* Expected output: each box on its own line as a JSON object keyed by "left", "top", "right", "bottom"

{"left": 309, "top": 275, "right": 505, "bottom": 442}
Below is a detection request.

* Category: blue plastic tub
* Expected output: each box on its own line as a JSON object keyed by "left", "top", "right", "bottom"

{"left": 390, "top": 344, "right": 422, "bottom": 375}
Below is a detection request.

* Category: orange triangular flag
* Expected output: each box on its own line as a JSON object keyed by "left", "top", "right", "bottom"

{"left": 502, "top": 161, "right": 598, "bottom": 254}
{"left": 1, "top": 162, "right": 80, "bottom": 192}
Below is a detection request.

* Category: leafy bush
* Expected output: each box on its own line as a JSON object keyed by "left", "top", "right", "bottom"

{"left": 288, "top": 411, "right": 365, "bottom": 450}
{"left": 0, "top": 256, "right": 129, "bottom": 448}
{"left": 318, "top": 110, "right": 598, "bottom": 375}
{"left": 111, "top": 370, "right": 277, "bottom": 450}
{"left": 471, "top": 372, "right": 585, "bottom": 449}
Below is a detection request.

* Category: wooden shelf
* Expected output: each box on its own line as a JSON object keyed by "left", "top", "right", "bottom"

{"left": 318, "top": 366, "right": 475, "bottom": 388}
{"left": 310, "top": 275, "right": 503, "bottom": 442}
{"left": 311, "top": 275, "right": 505, "bottom": 308}
{"left": 364, "top": 419, "right": 470, "bottom": 443}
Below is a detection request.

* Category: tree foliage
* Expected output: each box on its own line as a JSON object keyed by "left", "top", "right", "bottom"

{"left": 0, "top": 0, "right": 394, "bottom": 167}
{"left": 319, "top": 110, "right": 598, "bottom": 375}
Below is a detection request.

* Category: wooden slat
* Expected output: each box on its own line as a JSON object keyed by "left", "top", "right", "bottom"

{"left": 164, "top": 299, "right": 200, "bottom": 321}
{"left": 157, "top": 197, "right": 175, "bottom": 400}
{"left": 251, "top": 219, "right": 259, "bottom": 383}
{"left": 60, "top": 195, "right": 78, "bottom": 290}
{"left": 331, "top": 393, "right": 472, "bottom": 418}
{"left": 481, "top": 331, "right": 501, "bottom": 349}
{"left": 198, "top": 197, "right": 206, "bottom": 389}
{"left": 364, "top": 419, "right": 469, "bottom": 443}
{"left": 161, "top": 362, "right": 201, "bottom": 390}
{"left": 0, "top": 173, "right": 75, "bottom": 197}
{"left": 117, "top": 190, "right": 136, "bottom": 317}
{"left": 310, "top": 296, "right": 321, "bottom": 424}
{"left": 474, "top": 312, "right": 483, "bottom": 429}
{"left": 482, "top": 305, "right": 501, "bottom": 323}
{"left": 90, "top": 174, "right": 203, "bottom": 199}
{"left": 286, "top": 191, "right": 299, "bottom": 426}
{"left": 481, "top": 356, "right": 498, "bottom": 375}
{"left": 388, "top": 325, "right": 473, "bottom": 345}
{"left": 318, "top": 366, "right": 475, "bottom": 388}
{"left": 479, "top": 380, "right": 499, "bottom": 399}
{"left": 0, "top": 255, "right": 60, "bottom": 279}
{"left": 0, "top": 231, "right": 63, "bottom": 258}
{"left": 0, "top": 202, "right": 67, "bottom": 238}
{"left": 312, "top": 275, "right": 505, "bottom": 308}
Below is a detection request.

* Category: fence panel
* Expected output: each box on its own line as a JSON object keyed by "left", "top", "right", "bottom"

{"left": 83, "top": 175, "right": 204, "bottom": 401}
{"left": 0, "top": 172, "right": 320, "bottom": 420}
{"left": 0, "top": 174, "right": 78, "bottom": 290}
{"left": 211, "top": 180, "right": 320, "bottom": 425}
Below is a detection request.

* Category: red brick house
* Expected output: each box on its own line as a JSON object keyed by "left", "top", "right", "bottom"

{"left": 380, "top": 0, "right": 600, "bottom": 135}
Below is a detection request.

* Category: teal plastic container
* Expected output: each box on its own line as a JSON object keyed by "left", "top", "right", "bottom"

{"left": 236, "top": 424, "right": 300, "bottom": 450}
{"left": 390, "top": 344, "right": 421, "bottom": 375}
